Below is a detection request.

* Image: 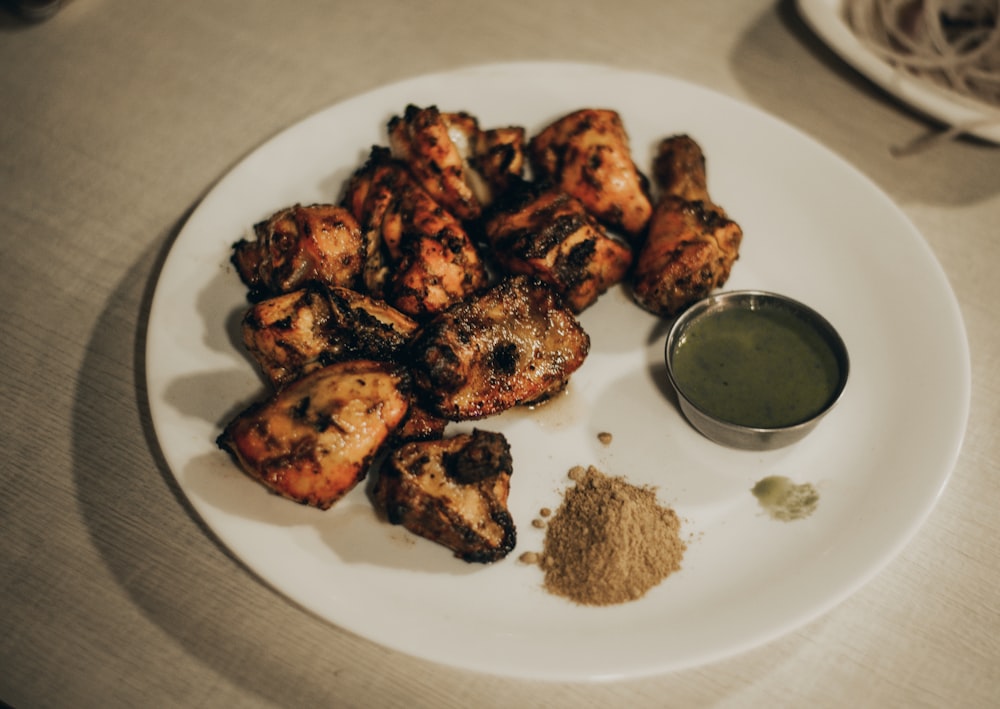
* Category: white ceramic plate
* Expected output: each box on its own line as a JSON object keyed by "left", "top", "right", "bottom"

{"left": 797, "top": 0, "right": 1000, "bottom": 144}
{"left": 145, "top": 61, "right": 970, "bottom": 680}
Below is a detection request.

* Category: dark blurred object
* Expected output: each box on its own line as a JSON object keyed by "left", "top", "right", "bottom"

{"left": 14, "top": 0, "right": 62, "bottom": 21}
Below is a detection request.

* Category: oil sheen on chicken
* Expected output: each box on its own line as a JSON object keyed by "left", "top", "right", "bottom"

{"left": 217, "top": 360, "right": 410, "bottom": 510}
{"left": 631, "top": 135, "right": 743, "bottom": 317}
{"left": 408, "top": 275, "right": 590, "bottom": 420}
{"left": 374, "top": 429, "right": 516, "bottom": 563}
{"left": 387, "top": 104, "right": 526, "bottom": 219}
{"left": 241, "top": 285, "right": 418, "bottom": 389}
{"left": 529, "top": 109, "right": 652, "bottom": 240}
{"left": 482, "top": 179, "right": 633, "bottom": 313}
{"left": 231, "top": 203, "right": 365, "bottom": 299}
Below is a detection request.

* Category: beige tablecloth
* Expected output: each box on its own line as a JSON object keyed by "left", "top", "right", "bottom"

{"left": 2, "top": 1, "right": 997, "bottom": 706}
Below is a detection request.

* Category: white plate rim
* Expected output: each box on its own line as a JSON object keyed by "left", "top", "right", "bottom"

{"left": 144, "top": 60, "right": 971, "bottom": 681}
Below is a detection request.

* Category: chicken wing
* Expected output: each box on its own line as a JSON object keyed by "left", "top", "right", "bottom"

{"left": 373, "top": 429, "right": 516, "bottom": 563}
{"left": 342, "top": 146, "right": 488, "bottom": 319}
{"left": 217, "top": 360, "right": 410, "bottom": 510}
{"left": 241, "top": 285, "right": 418, "bottom": 388}
{"left": 408, "top": 275, "right": 590, "bottom": 420}
{"left": 482, "top": 179, "right": 632, "bottom": 313}
{"left": 631, "top": 135, "right": 742, "bottom": 317}
{"left": 652, "top": 133, "right": 715, "bottom": 207}
{"left": 528, "top": 109, "right": 652, "bottom": 240}
{"left": 231, "top": 203, "right": 365, "bottom": 299}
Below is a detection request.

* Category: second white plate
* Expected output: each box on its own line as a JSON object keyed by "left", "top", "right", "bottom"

{"left": 797, "top": 0, "right": 1000, "bottom": 144}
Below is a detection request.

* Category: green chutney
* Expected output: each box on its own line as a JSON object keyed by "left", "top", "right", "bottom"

{"left": 670, "top": 306, "right": 842, "bottom": 429}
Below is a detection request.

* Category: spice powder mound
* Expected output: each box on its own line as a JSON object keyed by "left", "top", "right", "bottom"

{"left": 537, "top": 465, "right": 685, "bottom": 606}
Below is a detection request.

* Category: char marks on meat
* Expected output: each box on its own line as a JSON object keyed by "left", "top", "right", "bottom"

{"left": 217, "top": 360, "right": 410, "bottom": 510}
{"left": 373, "top": 429, "right": 516, "bottom": 563}
{"left": 408, "top": 275, "right": 590, "bottom": 421}
{"left": 631, "top": 135, "right": 742, "bottom": 317}
{"left": 482, "top": 179, "right": 633, "bottom": 313}
{"left": 388, "top": 105, "right": 485, "bottom": 221}
{"left": 231, "top": 204, "right": 365, "bottom": 299}
{"left": 387, "top": 104, "right": 527, "bottom": 219}
{"left": 529, "top": 108, "right": 652, "bottom": 240}
{"left": 342, "top": 146, "right": 488, "bottom": 319}
{"left": 241, "top": 285, "right": 419, "bottom": 388}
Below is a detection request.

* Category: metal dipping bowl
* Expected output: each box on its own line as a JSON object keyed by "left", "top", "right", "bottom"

{"left": 664, "top": 290, "right": 850, "bottom": 451}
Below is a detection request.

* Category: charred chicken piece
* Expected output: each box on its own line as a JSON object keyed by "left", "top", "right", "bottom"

{"left": 342, "top": 146, "right": 488, "bottom": 319}
{"left": 631, "top": 198, "right": 742, "bottom": 316}
{"left": 652, "top": 133, "right": 716, "bottom": 207}
{"left": 408, "top": 275, "right": 590, "bottom": 420}
{"left": 374, "top": 429, "right": 516, "bottom": 563}
{"left": 631, "top": 135, "right": 742, "bottom": 317}
{"left": 241, "top": 286, "right": 418, "bottom": 389}
{"left": 239, "top": 285, "right": 445, "bottom": 441}
{"left": 467, "top": 124, "right": 526, "bottom": 205}
{"left": 231, "top": 204, "right": 365, "bottom": 299}
{"left": 395, "top": 404, "right": 449, "bottom": 442}
{"left": 217, "top": 360, "right": 410, "bottom": 510}
{"left": 387, "top": 187, "right": 486, "bottom": 319}
{"left": 389, "top": 105, "right": 484, "bottom": 221}
{"left": 340, "top": 147, "right": 399, "bottom": 296}
{"left": 482, "top": 180, "right": 633, "bottom": 313}
{"left": 387, "top": 105, "right": 526, "bottom": 220}
{"left": 529, "top": 109, "right": 652, "bottom": 240}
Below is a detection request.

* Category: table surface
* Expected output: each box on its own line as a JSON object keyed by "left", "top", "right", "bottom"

{"left": 3, "top": 1, "right": 998, "bottom": 706}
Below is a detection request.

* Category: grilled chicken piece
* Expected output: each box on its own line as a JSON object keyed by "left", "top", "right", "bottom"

{"left": 482, "top": 179, "right": 632, "bottom": 313}
{"left": 408, "top": 275, "right": 590, "bottom": 420}
{"left": 529, "top": 109, "right": 652, "bottom": 240}
{"left": 231, "top": 204, "right": 365, "bottom": 299}
{"left": 468, "top": 124, "right": 526, "bottom": 203}
{"left": 240, "top": 285, "right": 446, "bottom": 440}
{"left": 374, "top": 429, "right": 516, "bottom": 563}
{"left": 341, "top": 147, "right": 398, "bottom": 296}
{"left": 631, "top": 135, "right": 742, "bottom": 317}
{"left": 389, "top": 105, "right": 484, "bottom": 221}
{"left": 652, "top": 133, "right": 716, "bottom": 208}
{"left": 631, "top": 198, "right": 742, "bottom": 317}
{"left": 342, "top": 146, "right": 488, "bottom": 319}
{"left": 387, "top": 105, "right": 526, "bottom": 220}
{"left": 241, "top": 286, "right": 418, "bottom": 388}
{"left": 217, "top": 360, "right": 410, "bottom": 510}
